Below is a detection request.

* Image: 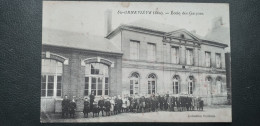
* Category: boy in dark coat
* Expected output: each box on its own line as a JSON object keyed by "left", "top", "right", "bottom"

{"left": 116, "top": 96, "right": 123, "bottom": 113}
{"left": 92, "top": 101, "right": 100, "bottom": 118}
{"left": 83, "top": 97, "right": 90, "bottom": 118}
{"left": 69, "top": 97, "right": 77, "bottom": 118}
{"left": 104, "top": 98, "right": 111, "bottom": 116}
{"left": 61, "top": 95, "right": 70, "bottom": 118}
{"left": 98, "top": 96, "right": 105, "bottom": 116}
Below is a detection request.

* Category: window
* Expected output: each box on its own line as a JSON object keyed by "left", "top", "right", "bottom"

{"left": 130, "top": 72, "right": 140, "bottom": 95}
{"left": 173, "top": 75, "right": 180, "bottom": 94}
{"left": 105, "top": 77, "right": 109, "bottom": 95}
{"left": 57, "top": 76, "right": 62, "bottom": 96}
{"left": 180, "top": 34, "right": 185, "bottom": 39}
{"left": 41, "top": 59, "right": 63, "bottom": 97}
{"left": 186, "top": 48, "right": 194, "bottom": 65}
{"left": 206, "top": 76, "right": 212, "bottom": 95}
{"left": 216, "top": 77, "right": 222, "bottom": 94}
{"left": 148, "top": 74, "right": 156, "bottom": 94}
{"left": 130, "top": 40, "right": 140, "bottom": 60}
{"left": 41, "top": 75, "right": 46, "bottom": 97}
{"left": 205, "top": 52, "right": 211, "bottom": 67}
{"left": 84, "top": 77, "right": 89, "bottom": 96}
{"left": 147, "top": 43, "right": 156, "bottom": 61}
{"left": 85, "top": 63, "right": 109, "bottom": 96}
{"left": 188, "top": 76, "right": 194, "bottom": 94}
{"left": 216, "top": 53, "right": 221, "bottom": 68}
{"left": 91, "top": 77, "right": 97, "bottom": 95}
{"left": 171, "top": 46, "right": 179, "bottom": 64}
{"left": 97, "top": 78, "right": 103, "bottom": 95}
{"left": 85, "top": 63, "right": 109, "bottom": 76}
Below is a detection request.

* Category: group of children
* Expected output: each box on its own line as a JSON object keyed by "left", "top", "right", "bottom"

{"left": 80, "top": 94, "right": 204, "bottom": 118}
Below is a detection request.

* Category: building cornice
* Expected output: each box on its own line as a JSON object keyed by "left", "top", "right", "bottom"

{"left": 106, "top": 25, "right": 228, "bottom": 49}
{"left": 42, "top": 44, "right": 123, "bottom": 57}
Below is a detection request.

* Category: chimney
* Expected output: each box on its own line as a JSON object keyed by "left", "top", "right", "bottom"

{"left": 104, "top": 10, "right": 112, "bottom": 36}
{"left": 212, "top": 16, "right": 223, "bottom": 29}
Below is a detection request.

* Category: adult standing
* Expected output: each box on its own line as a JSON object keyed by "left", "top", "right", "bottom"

{"left": 89, "top": 91, "right": 95, "bottom": 110}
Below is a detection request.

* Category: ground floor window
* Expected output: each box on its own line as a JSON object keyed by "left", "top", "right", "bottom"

{"left": 216, "top": 77, "right": 222, "bottom": 94}
{"left": 85, "top": 62, "right": 109, "bottom": 96}
{"left": 41, "top": 59, "right": 63, "bottom": 98}
{"left": 173, "top": 75, "right": 180, "bottom": 94}
{"left": 84, "top": 76, "right": 109, "bottom": 96}
{"left": 206, "top": 76, "right": 212, "bottom": 95}
{"left": 41, "top": 75, "right": 62, "bottom": 97}
{"left": 148, "top": 74, "right": 156, "bottom": 94}
{"left": 188, "top": 76, "right": 194, "bottom": 94}
{"left": 130, "top": 72, "right": 140, "bottom": 95}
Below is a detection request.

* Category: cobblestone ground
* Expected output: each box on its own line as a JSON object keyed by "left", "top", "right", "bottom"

{"left": 41, "top": 105, "right": 231, "bottom": 123}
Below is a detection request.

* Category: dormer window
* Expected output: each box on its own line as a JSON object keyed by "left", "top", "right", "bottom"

{"left": 180, "top": 34, "right": 185, "bottom": 39}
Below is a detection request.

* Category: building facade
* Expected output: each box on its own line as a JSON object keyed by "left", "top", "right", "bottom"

{"left": 41, "top": 20, "right": 229, "bottom": 113}
{"left": 106, "top": 21, "right": 228, "bottom": 106}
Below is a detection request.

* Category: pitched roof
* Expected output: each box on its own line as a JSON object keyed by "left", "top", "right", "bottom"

{"left": 127, "top": 19, "right": 180, "bottom": 33}
{"left": 107, "top": 19, "right": 228, "bottom": 47}
{"left": 42, "top": 28, "right": 122, "bottom": 54}
{"left": 204, "top": 27, "right": 230, "bottom": 46}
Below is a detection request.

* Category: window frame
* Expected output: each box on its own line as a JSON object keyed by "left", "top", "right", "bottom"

{"left": 171, "top": 46, "right": 180, "bottom": 64}
{"left": 147, "top": 74, "right": 156, "bottom": 94}
{"left": 205, "top": 51, "right": 211, "bottom": 67}
{"left": 130, "top": 40, "right": 140, "bottom": 60}
{"left": 215, "top": 53, "right": 221, "bottom": 68}
{"left": 130, "top": 72, "right": 140, "bottom": 95}
{"left": 41, "top": 59, "right": 63, "bottom": 98}
{"left": 147, "top": 42, "right": 156, "bottom": 61}
{"left": 188, "top": 76, "right": 194, "bottom": 95}
{"left": 84, "top": 63, "right": 110, "bottom": 96}
{"left": 186, "top": 48, "right": 194, "bottom": 65}
{"left": 173, "top": 76, "right": 180, "bottom": 94}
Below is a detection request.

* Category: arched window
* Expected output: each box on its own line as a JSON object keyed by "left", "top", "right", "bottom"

{"left": 173, "top": 75, "right": 180, "bottom": 94}
{"left": 41, "top": 59, "right": 63, "bottom": 97}
{"left": 188, "top": 76, "right": 194, "bottom": 94}
{"left": 130, "top": 72, "right": 140, "bottom": 95}
{"left": 148, "top": 74, "right": 156, "bottom": 94}
{"left": 205, "top": 76, "right": 213, "bottom": 95}
{"left": 216, "top": 77, "right": 222, "bottom": 94}
{"left": 84, "top": 63, "right": 109, "bottom": 96}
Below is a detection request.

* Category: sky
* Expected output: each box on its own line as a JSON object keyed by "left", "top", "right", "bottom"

{"left": 43, "top": 1, "right": 230, "bottom": 51}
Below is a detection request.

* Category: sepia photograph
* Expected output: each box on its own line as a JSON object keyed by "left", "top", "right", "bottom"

{"left": 40, "top": 1, "right": 231, "bottom": 122}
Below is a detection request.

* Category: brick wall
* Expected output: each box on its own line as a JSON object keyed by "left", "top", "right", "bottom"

{"left": 41, "top": 46, "right": 122, "bottom": 112}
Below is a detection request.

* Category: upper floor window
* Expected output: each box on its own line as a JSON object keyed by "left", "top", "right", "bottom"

{"left": 147, "top": 43, "right": 156, "bottom": 61}
{"left": 186, "top": 48, "right": 194, "bottom": 65}
{"left": 216, "top": 53, "right": 221, "bottom": 68}
{"left": 171, "top": 46, "right": 179, "bottom": 64}
{"left": 130, "top": 40, "right": 140, "bottom": 60}
{"left": 205, "top": 51, "right": 211, "bottom": 67}
{"left": 41, "top": 59, "right": 63, "bottom": 97}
